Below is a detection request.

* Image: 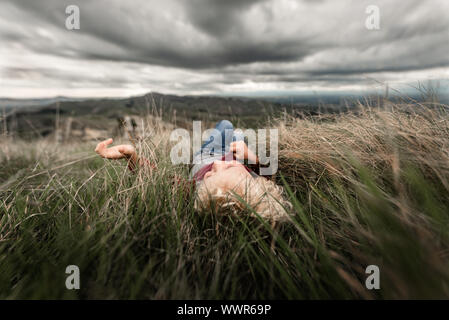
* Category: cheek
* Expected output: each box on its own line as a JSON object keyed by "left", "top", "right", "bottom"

{"left": 208, "top": 174, "right": 230, "bottom": 192}
{"left": 224, "top": 171, "right": 246, "bottom": 189}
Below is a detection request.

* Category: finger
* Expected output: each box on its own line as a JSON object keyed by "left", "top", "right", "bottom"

{"left": 95, "top": 141, "right": 104, "bottom": 152}
{"left": 233, "top": 143, "right": 243, "bottom": 152}
{"left": 104, "top": 138, "right": 113, "bottom": 146}
{"left": 95, "top": 138, "right": 112, "bottom": 152}
{"left": 95, "top": 142, "right": 104, "bottom": 154}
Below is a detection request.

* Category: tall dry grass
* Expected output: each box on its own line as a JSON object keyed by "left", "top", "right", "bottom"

{"left": 275, "top": 103, "right": 449, "bottom": 298}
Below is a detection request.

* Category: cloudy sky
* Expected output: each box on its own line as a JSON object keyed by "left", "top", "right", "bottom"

{"left": 0, "top": 0, "right": 448, "bottom": 98}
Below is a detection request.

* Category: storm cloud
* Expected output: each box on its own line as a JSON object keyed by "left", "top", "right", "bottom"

{"left": 0, "top": 0, "right": 448, "bottom": 97}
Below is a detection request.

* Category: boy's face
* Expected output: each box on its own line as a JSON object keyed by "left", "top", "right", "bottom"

{"left": 203, "top": 160, "right": 251, "bottom": 194}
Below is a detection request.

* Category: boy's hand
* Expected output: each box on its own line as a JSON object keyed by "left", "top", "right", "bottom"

{"left": 95, "top": 138, "right": 135, "bottom": 160}
{"left": 230, "top": 140, "right": 247, "bottom": 160}
{"left": 230, "top": 140, "right": 258, "bottom": 164}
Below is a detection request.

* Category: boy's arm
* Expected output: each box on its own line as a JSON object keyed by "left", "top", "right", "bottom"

{"left": 95, "top": 138, "right": 156, "bottom": 171}
{"left": 96, "top": 139, "right": 193, "bottom": 195}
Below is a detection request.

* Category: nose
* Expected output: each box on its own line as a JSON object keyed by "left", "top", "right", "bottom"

{"left": 212, "top": 160, "right": 227, "bottom": 172}
{"left": 212, "top": 161, "right": 221, "bottom": 171}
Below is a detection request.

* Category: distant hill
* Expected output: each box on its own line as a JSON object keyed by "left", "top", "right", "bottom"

{"left": 2, "top": 90, "right": 446, "bottom": 140}
{"left": 0, "top": 96, "right": 88, "bottom": 109}
{"left": 2, "top": 92, "right": 314, "bottom": 140}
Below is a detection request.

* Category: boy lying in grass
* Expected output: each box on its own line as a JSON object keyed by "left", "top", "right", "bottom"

{"left": 95, "top": 120, "right": 291, "bottom": 221}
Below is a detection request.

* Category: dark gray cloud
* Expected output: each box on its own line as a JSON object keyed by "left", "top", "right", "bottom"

{"left": 185, "top": 0, "right": 266, "bottom": 37}
{"left": 0, "top": 0, "right": 448, "bottom": 97}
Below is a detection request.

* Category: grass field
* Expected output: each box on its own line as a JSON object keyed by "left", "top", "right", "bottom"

{"left": 1, "top": 100, "right": 449, "bottom": 299}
